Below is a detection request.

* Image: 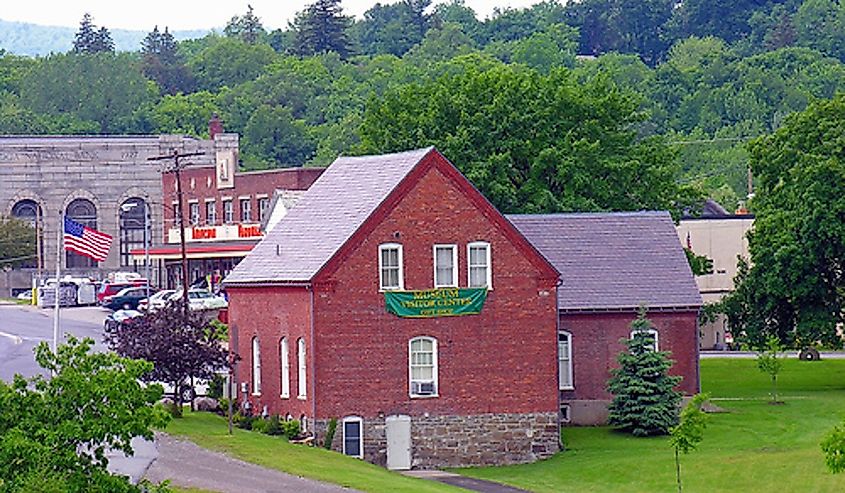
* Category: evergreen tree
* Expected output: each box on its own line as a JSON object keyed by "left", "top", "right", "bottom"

{"left": 71, "top": 14, "right": 114, "bottom": 53}
{"left": 142, "top": 26, "right": 193, "bottom": 94}
{"left": 224, "top": 4, "right": 265, "bottom": 44}
{"left": 72, "top": 13, "right": 97, "bottom": 53}
{"left": 607, "top": 308, "right": 682, "bottom": 436}
{"left": 292, "top": 0, "right": 353, "bottom": 58}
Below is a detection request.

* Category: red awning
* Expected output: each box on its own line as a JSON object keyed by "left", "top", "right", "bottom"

{"left": 130, "top": 241, "right": 257, "bottom": 260}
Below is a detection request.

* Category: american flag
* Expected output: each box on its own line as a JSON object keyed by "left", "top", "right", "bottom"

{"left": 63, "top": 216, "right": 112, "bottom": 262}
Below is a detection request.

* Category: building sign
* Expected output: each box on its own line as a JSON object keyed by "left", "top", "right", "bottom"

{"left": 384, "top": 288, "right": 487, "bottom": 318}
{"left": 168, "top": 223, "right": 263, "bottom": 244}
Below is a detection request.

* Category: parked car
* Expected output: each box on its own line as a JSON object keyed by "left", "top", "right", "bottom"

{"left": 138, "top": 289, "right": 176, "bottom": 312}
{"left": 167, "top": 289, "right": 228, "bottom": 311}
{"left": 97, "top": 281, "right": 149, "bottom": 304}
{"left": 104, "top": 287, "right": 155, "bottom": 311}
{"left": 103, "top": 309, "right": 144, "bottom": 332}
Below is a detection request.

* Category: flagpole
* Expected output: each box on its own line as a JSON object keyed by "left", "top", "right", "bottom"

{"left": 52, "top": 210, "right": 62, "bottom": 354}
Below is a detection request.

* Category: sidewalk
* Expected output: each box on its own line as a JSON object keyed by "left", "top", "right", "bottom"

{"left": 403, "top": 470, "right": 530, "bottom": 493}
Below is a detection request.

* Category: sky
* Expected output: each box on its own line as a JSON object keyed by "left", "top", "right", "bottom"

{"left": 0, "top": 0, "right": 546, "bottom": 31}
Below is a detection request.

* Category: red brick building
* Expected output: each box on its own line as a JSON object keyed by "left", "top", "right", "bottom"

{"left": 224, "top": 148, "right": 561, "bottom": 469}
{"left": 510, "top": 213, "right": 703, "bottom": 425}
{"left": 145, "top": 141, "right": 324, "bottom": 288}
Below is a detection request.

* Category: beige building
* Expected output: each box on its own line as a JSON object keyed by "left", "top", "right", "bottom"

{"left": 676, "top": 200, "right": 753, "bottom": 349}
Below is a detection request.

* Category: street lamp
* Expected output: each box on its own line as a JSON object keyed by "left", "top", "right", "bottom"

{"left": 120, "top": 200, "right": 151, "bottom": 299}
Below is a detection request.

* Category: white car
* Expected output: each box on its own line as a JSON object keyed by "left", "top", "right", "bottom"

{"left": 168, "top": 289, "right": 228, "bottom": 311}
{"left": 139, "top": 289, "right": 177, "bottom": 312}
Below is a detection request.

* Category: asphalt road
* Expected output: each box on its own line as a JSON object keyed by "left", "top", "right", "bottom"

{"left": 0, "top": 303, "right": 108, "bottom": 382}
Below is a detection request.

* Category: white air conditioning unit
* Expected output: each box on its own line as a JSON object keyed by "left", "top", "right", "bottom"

{"left": 412, "top": 381, "right": 436, "bottom": 396}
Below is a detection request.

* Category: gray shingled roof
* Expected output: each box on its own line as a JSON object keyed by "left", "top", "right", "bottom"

{"left": 225, "top": 148, "right": 434, "bottom": 284}
{"left": 508, "top": 212, "right": 702, "bottom": 312}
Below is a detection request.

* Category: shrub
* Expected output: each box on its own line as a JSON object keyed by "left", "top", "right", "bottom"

{"left": 282, "top": 419, "right": 301, "bottom": 440}
{"left": 251, "top": 417, "right": 270, "bottom": 434}
{"left": 207, "top": 373, "right": 225, "bottom": 400}
{"left": 324, "top": 417, "right": 338, "bottom": 449}
{"left": 266, "top": 414, "right": 284, "bottom": 436}
{"left": 233, "top": 411, "right": 253, "bottom": 430}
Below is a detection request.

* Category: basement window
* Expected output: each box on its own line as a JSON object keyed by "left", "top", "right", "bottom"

{"left": 342, "top": 416, "right": 363, "bottom": 458}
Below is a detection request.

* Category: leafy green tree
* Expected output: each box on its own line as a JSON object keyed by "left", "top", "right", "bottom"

{"left": 143, "top": 91, "right": 219, "bottom": 136}
{"left": 0, "top": 216, "right": 35, "bottom": 268}
{"left": 756, "top": 335, "right": 784, "bottom": 403}
{"left": 292, "top": 0, "right": 353, "bottom": 59}
{"left": 607, "top": 308, "right": 682, "bottom": 436}
{"left": 142, "top": 26, "right": 194, "bottom": 95}
{"left": 684, "top": 248, "right": 714, "bottom": 276}
{"left": 794, "top": 0, "right": 845, "bottom": 62}
{"left": 724, "top": 94, "right": 845, "bottom": 348}
{"left": 431, "top": 0, "right": 483, "bottom": 43}
{"left": 224, "top": 4, "right": 266, "bottom": 44}
{"left": 670, "top": 393, "right": 710, "bottom": 493}
{"left": 667, "top": 0, "right": 789, "bottom": 44}
{"left": 360, "top": 60, "right": 699, "bottom": 216}
{"left": 19, "top": 52, "right": 154, "bottom": 133}
{"left": 187, "top": 36, "right": 276, "bottom": 91}
{"left": 0, "top": 336, "right": 169, "bottom": 492}
{"left": 242, "top": 105, "right": 316, "bottom": 167}
{"left": 405, "top": 22, "right": 476, "bottom": 64}
{"left": 355, "top": 0, "right": 432, "bottom": 56}
{"left": 821, "top": 418, "right": 845, "bottom": 473}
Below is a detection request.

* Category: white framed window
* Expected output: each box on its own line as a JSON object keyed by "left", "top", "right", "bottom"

{"left": 433, "top": 244, "right": 458, "bottom": 288}
{"left": 379, "top": 243, "right": 403, "bottom": 291}
{"left": 258, "top": 197, "right": 270, "bottom": 222}
{"left": 297, "top": 337, "right": 306, "bottom": 399}
{"left": 558, "top": 331, "right": 573, "bottom": 390}
{"left": 205, "top": 200, "right": 216, "bottom": 225}
{"left": 631, "top": 328, "right": 659, "bottom": 352}
{"left": 223, "top": 200, "right": 233, "bottom": 224}
{"left": 189, "top": 202, "right": 200, "bottom": 226}
{"left": 251, "top": 336, "right": 261, "bottom": 396}
{"left": 409, "top": 337, "right": 438, "bottom": 398}
{"left": 280, "top": 337, "right": 290, "bottom": 398}
{"left": 240, "top": 198, "right": 252, "bottom": 222}
{"left": 342, "top": 416, "right": 364, "bottom": 458}
{"left": 467, "top": 241, "right": 492, "bottom": 289}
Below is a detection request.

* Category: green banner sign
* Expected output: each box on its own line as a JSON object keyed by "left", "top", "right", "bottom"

{"left": 384, "top": 288, "right": 488, "bottom": 318}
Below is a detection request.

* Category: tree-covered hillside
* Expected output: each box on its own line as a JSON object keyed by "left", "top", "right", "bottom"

{"left": 2, "top": 0, "right": 845, "bottom": 214}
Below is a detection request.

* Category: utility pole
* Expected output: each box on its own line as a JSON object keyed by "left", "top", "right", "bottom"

{"left": 148, "top": 149, "right": 204, "bottom": 313}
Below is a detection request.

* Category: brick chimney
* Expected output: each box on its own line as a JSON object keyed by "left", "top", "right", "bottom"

{"left": 209, "top": 114, "right": 224, "bottom": 139}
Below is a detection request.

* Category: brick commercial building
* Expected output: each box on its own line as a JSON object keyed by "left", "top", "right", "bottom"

{"left": 0, "top": 133, "right": 237, "bottom": 295}
{"left": 510, "top": 212, "right": 703, "bottom": 425}
{"left": 224, "top": 148, "right": 562, "bottom": 469}
{"left": 144, "top": 157, "right": 323, "bottom": 288}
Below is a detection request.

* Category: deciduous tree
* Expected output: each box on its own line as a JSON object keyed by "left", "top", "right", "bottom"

{"left": 0, "top": 336, "right": 169, "bottom": 492}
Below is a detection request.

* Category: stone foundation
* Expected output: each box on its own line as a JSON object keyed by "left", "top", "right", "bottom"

{"left": 315, "top": 412, "right": 560, "bottom": 469}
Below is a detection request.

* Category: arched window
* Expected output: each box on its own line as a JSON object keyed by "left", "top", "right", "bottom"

{"left": 280, "top": 337, "right": 290, "bottom": 398}
{"left": 558, "top": 331, "right": 573, "bottom": 390}
{"left": 631, "top": 328, "right": 659, "bottom": 352}
{"left": 65, "top": 199, "right": 98, "bottom": 268}
{"left": 252, "top": 336, "right": 261, "bottom": 395}
{"left": 297, "top": 338, "right": 306, "bottom": 399}
{"left": 409, "top": 337, "right": 438, "bottom": 397}
{"left": 11, "top": 200, "right": 41, "bottom": 269}
{"left": 119, "top": 198, "right": 147, "bottom": 268}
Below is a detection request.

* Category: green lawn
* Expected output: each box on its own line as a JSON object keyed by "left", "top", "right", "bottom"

{"left": 165, "top": 413, "right": 460, "bottom": 493}
{"left": 458, "top": 358, "right": 845, "bottom": 492}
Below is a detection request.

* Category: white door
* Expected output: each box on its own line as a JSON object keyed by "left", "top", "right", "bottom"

{"left": 386, "top": 414, "right": 411, "bottom": 470}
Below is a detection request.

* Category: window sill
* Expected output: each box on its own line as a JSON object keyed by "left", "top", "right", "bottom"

{"left": 379, "top": 287, "right": 404, "bottom": 293}
{"left": 281, "top": 394, "right": 290, "bottom": 399}
{"left": 297, "top": 395, "right": 307, "bottom": 400}
{"left": 559, "top": 386, "right": 575, "bottom": 391}
{"left": 409, "top": 394, "right": 439, "bottom": 399}
{"left": 252, "top": 392, "right": 261, "bottom": 397}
